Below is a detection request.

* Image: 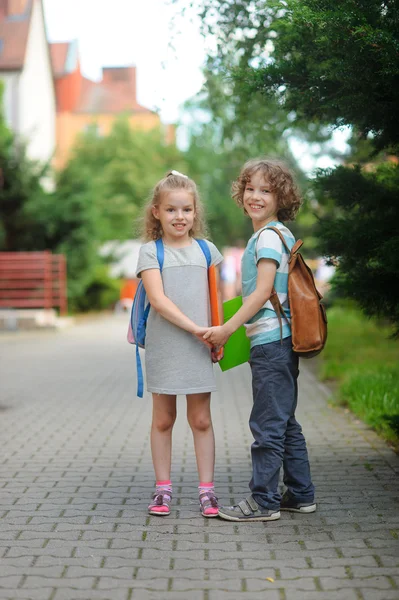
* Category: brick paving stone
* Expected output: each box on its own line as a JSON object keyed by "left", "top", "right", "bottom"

{"left": 208, "top": 592, "right": 280, "bottom": 600}
{"left": 360, "top": 591, "right": 399, "bottom": 600}
{"left": 1, "top": 314, "right": 399, "bottom": 599}
{"left": 0, "top": 587, "right": 55, "bottom": 600}
{"left": 53, "top": 590, "right": 129, "bottom": 600}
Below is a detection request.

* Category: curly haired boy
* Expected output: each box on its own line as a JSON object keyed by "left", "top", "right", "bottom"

{"left": 204, "top": 158, "right": 316, "bottom": 521}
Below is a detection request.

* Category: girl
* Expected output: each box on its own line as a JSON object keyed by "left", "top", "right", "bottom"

{"left": 135, "top": 170, "right": 223, "bottom": 517}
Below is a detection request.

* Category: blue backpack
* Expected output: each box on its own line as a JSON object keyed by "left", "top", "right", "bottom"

{"left": 127, "top": 238, "right": 212, "bottom": 397}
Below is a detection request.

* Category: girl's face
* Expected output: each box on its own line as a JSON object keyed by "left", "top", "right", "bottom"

{"left": 243, "top": 170, "right": 278, "bottom": 231}
{"left": 152, "top": 189, "right": 196, "bottom": 244}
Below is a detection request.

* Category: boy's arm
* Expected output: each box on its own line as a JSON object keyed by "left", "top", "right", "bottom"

{"left": 141, "top": 269, "right": 211, "bottom": 345}
{"left": 203, "top": 258, "right": 277, "bottom": 346}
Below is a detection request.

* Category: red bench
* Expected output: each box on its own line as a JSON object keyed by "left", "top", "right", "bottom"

{"left": 0, "top": 251, "right": 67, "bottom": 314}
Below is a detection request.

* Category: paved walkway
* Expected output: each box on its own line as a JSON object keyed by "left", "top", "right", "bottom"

{"left": 0, "top": 314, "right": 398, "bottom": 600}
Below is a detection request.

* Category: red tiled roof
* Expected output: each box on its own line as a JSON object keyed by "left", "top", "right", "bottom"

{"left": 76, "top": 67, "right": 153, "bottom": 114}
{"left": 50, "top": 42, "right": 69, "bottom": 77}
{"left": 0, "top": 0, "right": 32, "bottom": 70}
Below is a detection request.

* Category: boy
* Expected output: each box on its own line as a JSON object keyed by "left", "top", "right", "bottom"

{"left": 204, "top": 158, "right": 316, "bottom": 521}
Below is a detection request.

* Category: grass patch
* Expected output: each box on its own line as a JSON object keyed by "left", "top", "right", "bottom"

{"left": 319, "top": 303, "right": 399, "bottom": 448}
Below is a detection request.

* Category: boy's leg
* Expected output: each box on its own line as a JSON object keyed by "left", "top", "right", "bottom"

{"left": 248, "top": 338, "right": 298, "bottom": 510}
{"left": 283, "top": 415, "right": 315, "bottom": 504}
{"left": 282, "top": 361, "right": 315, "bottom": 506}
{"left": 218, "top": 338, "right": 295, "bottom": 522}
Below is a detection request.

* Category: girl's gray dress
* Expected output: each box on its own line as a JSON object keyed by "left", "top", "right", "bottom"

{"left": 136, "top": 239, "right": 223, "bottom": 395}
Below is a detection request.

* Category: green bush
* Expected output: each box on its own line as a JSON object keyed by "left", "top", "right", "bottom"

{"left": 338, "top": 367, "right": 399, "bottom": 445}
{"left": 73, "top": 265, "right": 121, "bottom": 312}
{"left": 320, "top": 302, "right": 399, "bottom": 447}
{"left": 320, "top": 302, "right": 398, "bottom": 381}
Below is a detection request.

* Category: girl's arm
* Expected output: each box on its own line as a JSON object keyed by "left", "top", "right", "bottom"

{"left": 141, "top": 268, "right": 210, "bottom": 341}
{"left": 203, "top": 258, "right": 277, "bottom": 346}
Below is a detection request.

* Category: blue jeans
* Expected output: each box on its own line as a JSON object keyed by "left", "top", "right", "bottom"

{"left": 248, "top": 337, "right": 315, "bottom": 510}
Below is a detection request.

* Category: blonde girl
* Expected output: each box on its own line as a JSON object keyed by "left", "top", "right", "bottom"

{"left": 135, "top": 171, "right": 223, "bottom": 517}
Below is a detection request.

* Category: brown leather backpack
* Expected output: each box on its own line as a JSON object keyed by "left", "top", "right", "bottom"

{"left": 266, "top": 226, "right": 327, "bottom": 358}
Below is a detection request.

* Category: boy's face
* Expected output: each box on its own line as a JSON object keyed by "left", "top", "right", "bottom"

{"left": 243, "top": 170, "right": 278, "bottom": 231}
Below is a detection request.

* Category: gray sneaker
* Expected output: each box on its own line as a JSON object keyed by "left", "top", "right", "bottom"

{"left": 218, "top": 495, "right": 280, "bottom": 522}
{"left": 280, "top": 492, "right": 316, "bottom": 513}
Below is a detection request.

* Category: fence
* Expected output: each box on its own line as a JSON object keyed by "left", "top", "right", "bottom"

{"left": 0, "top": 251, "right": 67, "bottom": 315}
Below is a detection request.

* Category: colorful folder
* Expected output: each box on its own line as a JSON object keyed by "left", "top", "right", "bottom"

{"left": 218, "top": 296, "right": 251, "bottom": 371}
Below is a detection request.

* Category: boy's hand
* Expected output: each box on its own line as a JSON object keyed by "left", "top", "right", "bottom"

{"left": 204, "top": 325, "right": 232, "bottom": 346}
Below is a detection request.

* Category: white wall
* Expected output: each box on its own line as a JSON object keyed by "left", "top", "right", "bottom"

{"left": 0, "top": 71, "right": 20, "bottom": 132}
{"left": 18, "top": 0, "right": 56, "bottom": 164}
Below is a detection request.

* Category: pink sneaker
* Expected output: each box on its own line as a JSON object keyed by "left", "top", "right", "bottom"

{"left": 148, "top": 490, "right": 172, "bottom": 516}
{"left": 199, "top": 490, "right": 219, "bottom": 518}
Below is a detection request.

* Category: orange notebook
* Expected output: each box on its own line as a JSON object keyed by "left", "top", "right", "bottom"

{"left": 208, "top": 265, "right": 224, "bottom": 361}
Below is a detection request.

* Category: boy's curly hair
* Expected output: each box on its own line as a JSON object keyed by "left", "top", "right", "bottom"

{"left": 141, "top": 171, "right": 207, "bottom": 241}
{"left": 232, "top": 158, "right": 302, "bottom": 221}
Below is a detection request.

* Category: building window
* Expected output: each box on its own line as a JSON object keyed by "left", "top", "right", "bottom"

{"left": 82, "top": 123, "right": 103, "bottom": 137}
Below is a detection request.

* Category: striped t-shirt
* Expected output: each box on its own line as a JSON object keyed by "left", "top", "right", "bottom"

{"left": 241, "top": 221, "right": 294, "bottom": 348}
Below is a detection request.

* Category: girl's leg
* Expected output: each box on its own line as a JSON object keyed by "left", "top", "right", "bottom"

{"left": 151, "top": 393, "right": 177, "bottom": 481}
{"left": 149, "top": 393, "right": 176, "bottom": 516}
{"left": 186, "top": 392, "right": 214, "bottom": 482}
{"left": 187, "top": 392, "right": 218, "bottom": 517}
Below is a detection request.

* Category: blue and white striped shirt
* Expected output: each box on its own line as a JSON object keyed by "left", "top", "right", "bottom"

{"left": 241, "top": 221, "right": 294, "bottom": 348}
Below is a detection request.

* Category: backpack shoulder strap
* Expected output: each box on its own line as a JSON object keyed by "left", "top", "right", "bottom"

{"left": 195, "top": 238, "right": 211, "bottom": 268}
{"left": 155, "top": 238, "right": 164, "bottom": 271}
{"left": 263, "top": 226, "right": 292, "bottom": 340}
{"left": 266, "top": 226, "right": 291, "bottom": 254}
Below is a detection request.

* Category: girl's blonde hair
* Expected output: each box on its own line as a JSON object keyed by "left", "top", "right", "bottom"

{"left": 141, "top": 171, "right": 207, "bottom": 241}
{"left": 232, "top": 158, "right": 302, "bottom": 221}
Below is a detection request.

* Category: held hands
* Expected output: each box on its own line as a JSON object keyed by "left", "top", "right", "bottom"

{"left": 193, "top": 326, "right": 213, "bottom": 349}
{"left": 203, "top": 324, "right": 232, "bottom": 347}
{"left": 193, "top": 326, "right": 224, "bottom": 363}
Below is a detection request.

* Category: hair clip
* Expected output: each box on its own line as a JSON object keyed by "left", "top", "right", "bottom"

{"left": 169, "top": 170, "right": 188, "bottom": 179}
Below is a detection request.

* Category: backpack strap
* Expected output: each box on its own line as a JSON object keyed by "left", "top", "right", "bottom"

{"left": 136, "top": 238, "right": 164, "bottom": 398}
{"left": 136, "top": 344, "right": 144, "bottom": 398}
{"left": 155, "top": 238, "right": 165, "bottom": 271}
{"left": 266, "top": 226, "right": 291, "bottom": 254}
{"left": 195, "top": 238, "right": 212, "bottom": 267}
{"left": 260, "top": 226, "right": 293, "bottom": 342}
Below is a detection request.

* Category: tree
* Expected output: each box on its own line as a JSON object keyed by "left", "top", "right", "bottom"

{"left": 315, "top": 163, "right": 399, "bottom": 334}
{"left": 0, "top": 83, "right": 49, "bottom": 252}
{"left": 63, "top": 119, "right": 185, "bottom": 242}
{"left": 183, "top": 71, "right": 317, "bottom": 249}
{"left": 188, "top": 0, "right": 399, "bottom": 331}
{"left": 191, "top": 0, "right": 399, "bottom": 151}
{"left": 0, "top": 95, "right": 185, "bottom": 310}
{"left": 52, "top": 118, "right": 185, "bottom": 309}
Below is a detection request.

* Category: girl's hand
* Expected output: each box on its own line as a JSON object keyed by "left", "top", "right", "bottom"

{"left": 204, "top": 325, "right": 232, "bottom": 347}
{"left": 211, "top": 346, "right": 224, "bottom": 363}
{"left": 193, "top": 326, "right": 213, "bottom": 349}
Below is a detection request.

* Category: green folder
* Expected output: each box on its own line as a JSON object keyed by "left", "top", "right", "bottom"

{"left": 218, "top": 296, "right": 251, "bottom": 371}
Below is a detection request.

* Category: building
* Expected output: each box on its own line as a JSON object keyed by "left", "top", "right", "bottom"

{"left": 0, "top": 0, "right": 56, "bottom": 165}
{"left": 50, "top": 41, "right": 174, "bottom": 169}
{"left": 0, "top": 1, "right": 174, "bottom": 172}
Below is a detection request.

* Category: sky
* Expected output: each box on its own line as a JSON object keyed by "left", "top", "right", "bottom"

{"left": 43, "top": 0, "right": 208, "bottom": 124}
{"left": 42, "top": 0, "right": 349, "bottom": 172}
